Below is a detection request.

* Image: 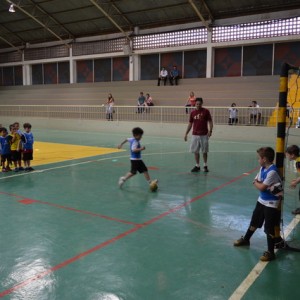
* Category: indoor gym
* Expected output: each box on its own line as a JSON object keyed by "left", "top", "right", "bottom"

{"left": 0, "top": 124, "right": 300, "bottom": 300}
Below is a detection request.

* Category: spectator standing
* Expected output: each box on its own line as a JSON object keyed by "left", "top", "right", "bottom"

{"left": 228, "top": 103, "right": 238, "bottom": 125}
{"left": 157, "top": 67, "right": 168, "bottom": 86}
{"left": 137, "top": 92, "right": 146, "bottom": 113}
{"left": 169, "top": 65, "right": 180, "bottom": 86}
{"left": 105, "top": 93, "right": 115, "bottom": 121}
{"left": 185, "top": 91, "right": 197, "bottom": 114}
{"left": 249, "top": 101, "right": 261, "bottom": 125}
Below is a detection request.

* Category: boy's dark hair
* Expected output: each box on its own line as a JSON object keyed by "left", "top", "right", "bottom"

{"left": 23, "top": 122, "right": 32, "bottom": 129}
{"left": 286, "top": 145, "right": 300, "bottom": 157}
{"left": 132, "top": 127, "right": 144, "bottom": 136}
{"left": 257, "top": 147, "right": 275, "bottom": 162}
{"left": 196, "top": 97, "right": 203, "bottom": 103}
{"left": 9, "top": 124, "right": 14, "bottom": 131}
{"left": 0, "top": 127, "right": 7, "bottom": 133}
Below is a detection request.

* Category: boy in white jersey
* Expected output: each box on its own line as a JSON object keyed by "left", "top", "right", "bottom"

{"left": 118, "top": 127, "right": 157, "bottom": 189}
{"left": 285, "top": 145, "right": 300, "bottom": 214}
{"left": 233, "top": 147, "right": 283, "bottom": 261}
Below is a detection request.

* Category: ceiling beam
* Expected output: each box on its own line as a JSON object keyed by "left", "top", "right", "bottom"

{"left": 188, "top": 0, "right": 211, "bottom": 30}
{"left": 5, "top": 0, "right": 71, "bottom": 48}
{"left": 26, "top": 0, "right": 74, "bottom": 38}
{"left": 89, "top": 0, "right": 131, "bottom": 41}
{"left": 0, "top": 35, "right": 22, "bottom": 53}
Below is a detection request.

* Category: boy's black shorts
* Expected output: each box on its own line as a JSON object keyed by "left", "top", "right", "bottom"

{"left": 130, "top": 160, "right": 148, "bottom": 174}
{"left": 11, "top": 150, "right": 21, "bottom": 162}
{"left": 23, "top": 151, "right": 33, "bottom": 161}
{"left": 250, "top": 201, "right": 281, "bottom": 235}
{"left": 1, "top": 154, "right": 11, "bottom": 163}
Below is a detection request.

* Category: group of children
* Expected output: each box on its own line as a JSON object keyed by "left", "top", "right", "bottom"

{"left": 0, "top": 122, "right": 34, "bottom": 173}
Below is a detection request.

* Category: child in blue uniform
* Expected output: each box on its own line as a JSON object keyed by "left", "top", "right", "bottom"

{"left": 234, "top": 147, "right": 283, "bottom": 261}
{"left": 118, "top": 127, "right": 157, "bottom": 189}
{"left": 21, "top": 123, "right": 34, "bottom": 172}
{"left": 285, "top": 145, "right": 300, "bottom": 214}
{"left": 0, "top": 127, "right": 12, "bottom": 172}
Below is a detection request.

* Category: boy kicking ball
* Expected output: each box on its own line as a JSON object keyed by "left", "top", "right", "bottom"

{"left": 118, "top": 127, "right": 158, "bottom": 190}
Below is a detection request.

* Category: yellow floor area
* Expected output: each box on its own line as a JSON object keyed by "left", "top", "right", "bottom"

{"left": 31, "top": 141, "right": 123, "bottom": 166}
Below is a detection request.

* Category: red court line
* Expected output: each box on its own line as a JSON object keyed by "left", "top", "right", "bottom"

{"left": 143, "top": 168, "right": 258, "bottom": 226}
{"left": 0, "top": 167, "right": 258, "bottom": 298}
{"left": 0, "top": 226, "right": 140, "bottom": 298}
{"left": 34, "top": 199, "right": 140, "bottom": 226}
{"left": 0, "top": 192, "right": 139, "bottom": 226}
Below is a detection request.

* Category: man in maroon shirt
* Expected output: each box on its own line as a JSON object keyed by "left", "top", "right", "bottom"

{"left": 184, "top": 98, "right": 213, "bottom": 172}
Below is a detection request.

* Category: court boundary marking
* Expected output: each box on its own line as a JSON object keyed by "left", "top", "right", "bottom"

{"left": 0, "top": 167, "right": 258, "bottom": 298}
{"left": 229, "top": 215, "right": 300, "bottom": 300}
{"left": 0, "top": 191, "right": 139, "bottom": 226}
{"left": 0, "top": 150, "right": 255, "bottom": 181}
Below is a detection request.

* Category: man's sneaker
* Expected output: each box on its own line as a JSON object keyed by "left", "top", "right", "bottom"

{"left": 292, "top": 207, "right": 300, "bottom": 214}
{"left": 2, "top": 168, "right": 7, "bottom": 173}
{"left": 28, "top": 167, "right": 35, "bottom": 171}
{"left": 233, "top": 236, "right": 250, "bottom": 247}
{"left": 118, "top": 176, "right": 125, "bottom": 188}
{"left": 260, "top": 251, "right": 276, "bottom": 262}
{"left": 204, "top": 166, "right": 209, "bottom": 172}
{"left": 18, "top": 167, "right": 24, "bottom": 171}
{"left": 191, "top": 166, "right": 200, "bottom": 172}
{"left": 14, "top": 168, "right": 19, "bottom": 172}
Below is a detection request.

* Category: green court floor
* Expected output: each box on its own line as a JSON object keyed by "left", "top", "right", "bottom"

{"left": 1, "top": 129, "right": 300, "bottom": 300}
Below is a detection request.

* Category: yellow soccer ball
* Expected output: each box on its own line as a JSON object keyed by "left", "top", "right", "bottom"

{"left": 149, "top": 180, "right": 158, "bottom": 192}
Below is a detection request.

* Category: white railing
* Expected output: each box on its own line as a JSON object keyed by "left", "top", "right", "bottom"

{"left": 0, "top": 105, "right": 298, "bottom": 127}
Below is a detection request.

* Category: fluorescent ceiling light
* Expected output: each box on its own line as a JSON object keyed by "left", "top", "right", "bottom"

{"left": 9, "top": 4, "right": 15, "bottom": 13}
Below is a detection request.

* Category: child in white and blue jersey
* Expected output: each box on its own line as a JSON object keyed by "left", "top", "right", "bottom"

{"left": 118, "top": 127, "right": 157, "bottom": 189}
{"left": 234, "top": 147, "right": 284, "bottom": 262}
{"left": 21, "top": 123, "right": 34, "bottom": 172}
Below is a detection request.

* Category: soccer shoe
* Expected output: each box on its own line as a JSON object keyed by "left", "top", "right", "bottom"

{"left": 150, "top": 179, "right": 158, "bottom": 185}
{"left": 18, "top": 167, "right": 24, "bottom": 171}
{"left": 233, "top": 236, "right": 250, "bottom": 247}
{"left": 118, "top": 176, "right": 125, "bottom": 188}
{"left": 2, "top": 168, "right": 7, "bottom": 173}
{"left": 260, "top": 251, "right": 276, "bottom": 262}
{"left": 191, "top": 166, "right": 200, "bottom": 172}
{"left": 274, "top": 239, "right": 285, "bottom": 249}
{"left": 14, "top": 168, "right": 19, "bottom": 172}
{"left": 204, "top": 166, "right": 209, "bottom": 172}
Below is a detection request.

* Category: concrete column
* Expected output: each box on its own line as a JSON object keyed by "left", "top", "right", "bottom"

{"left": 69, "top": 47, "right": 74, "bottom": 84}
{"left": 206, "top": 30, "right": 213, "bottom": 78}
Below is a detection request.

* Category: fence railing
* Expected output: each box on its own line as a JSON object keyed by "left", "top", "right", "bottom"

{"left": 0, "top": 105, "right": 298, "bottom": 127}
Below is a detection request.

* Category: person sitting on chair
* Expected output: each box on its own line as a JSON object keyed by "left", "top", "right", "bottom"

{"left": 169, "top": 65, "right": 180, "bottom": 86}
{"left": 157, "top": 67, "right": 168, "bottom": 86}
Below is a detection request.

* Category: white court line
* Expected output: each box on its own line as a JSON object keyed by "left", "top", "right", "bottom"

{"left": 0, "top": 149, "right": 254, "bottom": 181}
{"left": 0, "top": 151, "right": 187, "bottom": 180}
{"left": 229, "top": 215, "right": 300, "bottom": 300}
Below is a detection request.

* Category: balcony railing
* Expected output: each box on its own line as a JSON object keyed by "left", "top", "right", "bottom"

{"left": 0, "top": 105, "right": 298, "bottom": 127}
